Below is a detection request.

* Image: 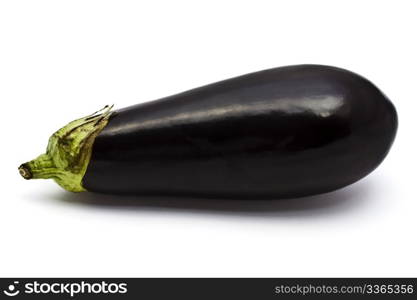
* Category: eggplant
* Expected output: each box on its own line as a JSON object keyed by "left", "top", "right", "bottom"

{"left": 19, "top": 65, "right": 397, "bottom": 199}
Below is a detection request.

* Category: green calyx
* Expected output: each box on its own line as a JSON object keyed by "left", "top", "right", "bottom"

{"left": 18, "top": 105, "right": 114, "bottom": 192}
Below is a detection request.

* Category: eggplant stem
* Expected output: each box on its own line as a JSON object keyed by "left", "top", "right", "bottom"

{"left": 18, "top": 105, "right": 114, "bottom": 192}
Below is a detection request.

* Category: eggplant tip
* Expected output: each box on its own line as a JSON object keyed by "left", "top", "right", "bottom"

{"left": 18, "top": 164, "right": 32, "bottom": 180}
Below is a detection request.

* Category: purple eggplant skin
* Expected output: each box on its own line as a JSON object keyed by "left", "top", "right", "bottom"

{"left": 82, "top": 65, "right": 398, "bottom": 199}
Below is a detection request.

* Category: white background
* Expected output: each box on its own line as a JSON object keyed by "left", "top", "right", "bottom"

{"left": 0, "top": 0, "right": 416, "bottom": 277}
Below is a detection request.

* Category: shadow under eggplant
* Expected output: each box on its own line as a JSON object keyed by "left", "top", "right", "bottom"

{"left": 52, "top": 179, "right": 375, "bottom": 217}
